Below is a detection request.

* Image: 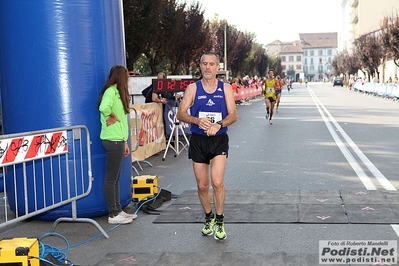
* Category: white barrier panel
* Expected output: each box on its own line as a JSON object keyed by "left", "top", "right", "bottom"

{"left": 0, "top": 125, "right": 109, "bottom": 238}
{"left": 354, "top": 82, "right": 399, "bottom": 99}
{"left": 0, "top": 131, "right": 68, "bottom": 166}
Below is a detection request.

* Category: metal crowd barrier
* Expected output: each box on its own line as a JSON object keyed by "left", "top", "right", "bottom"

{"left": 354, "top": 82, "right": 399, "bottom": 100}
{"left": 0, "top": 125, "right": 109, "bottom": 238}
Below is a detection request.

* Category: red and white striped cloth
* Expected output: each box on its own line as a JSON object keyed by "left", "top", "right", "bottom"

{"left": 0, "top": 131, "right": 68, "bottom": 166}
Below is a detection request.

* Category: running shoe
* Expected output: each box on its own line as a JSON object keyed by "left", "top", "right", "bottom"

{"left": 269, "top": 119, "right": 273, "bottom": 125}
{"left": 265, "top": 113, "right": 269, "bottom": 120}
{"left": 214, "top": 221, "right": 226, "bottom": 240}
{"left": 201, "top": 217, "right": 215, "bottom": 236}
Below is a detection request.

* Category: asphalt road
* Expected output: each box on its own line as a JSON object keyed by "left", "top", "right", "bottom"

{"left": 2, "top": 81, "right": 399, "bottom": 265}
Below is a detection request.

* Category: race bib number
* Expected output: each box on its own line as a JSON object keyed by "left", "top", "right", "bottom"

{"left": 267, "top": 87, "right": 275, "bottom": 93}
{"left": 199, "top": 111, "right": 222, "bottom": 124}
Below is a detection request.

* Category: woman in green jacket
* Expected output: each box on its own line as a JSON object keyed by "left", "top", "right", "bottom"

{"left": 98, "top": 65, "right": 136, "bottom": 224}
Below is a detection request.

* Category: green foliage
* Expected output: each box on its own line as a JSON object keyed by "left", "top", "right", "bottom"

{"left": 123, "top": 0, "right": 269, "bottom": 77}
{"left": 268, "top": 56, "right": 283, "bottom": 77}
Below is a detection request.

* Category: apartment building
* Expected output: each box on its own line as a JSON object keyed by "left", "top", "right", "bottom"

{"left": 300, "top": 33, "right": 338, "bottom": 82}
{"left": 339, "top": 0, "right": 398, "bottom": 80}
{"left": 279, "top": 42, "right": 303, "bottom": 81}
{"left": 339, "top": 0, "right": 398, "bottom": 52}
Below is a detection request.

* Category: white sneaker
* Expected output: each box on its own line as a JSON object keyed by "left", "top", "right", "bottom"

{"left": 108, "top": 214, "right": 133, "bottom": 224}
{"left": 269, "top": 119, "right": 273, "bottom": 124}
{"left": 119, "top": 211, "right": 137, "bottom": 220}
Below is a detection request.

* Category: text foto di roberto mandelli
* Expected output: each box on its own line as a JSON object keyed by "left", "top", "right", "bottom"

{"left": 319, "top": 240, "right": 397, "bottom": 264}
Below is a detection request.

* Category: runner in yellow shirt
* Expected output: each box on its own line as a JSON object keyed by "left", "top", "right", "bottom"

{"left": 264, "top": 69, "right": 278, "bottom": 124}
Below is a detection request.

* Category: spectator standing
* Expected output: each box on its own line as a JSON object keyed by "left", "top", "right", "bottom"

{"left": 98, "top": 65, "right": 137, "bottom": 224}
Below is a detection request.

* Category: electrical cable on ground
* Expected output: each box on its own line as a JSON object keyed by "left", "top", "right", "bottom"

{"left": 34, "top": 187, "right": 166, "bottom": 265}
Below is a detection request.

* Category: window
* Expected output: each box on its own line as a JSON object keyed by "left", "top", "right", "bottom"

{"left": 296, "top": 55, "right": 301, "bottom": 61}
{"left": 281, "top": 56, "right": 286, "bottom": 62}
{"left": 310, "top": 58, "right": 314, "bottom": 65}
{"left": 310, "top": 50, "right": 314, "bottom": 56}
{"left": 304, "top": 58, "right": 307, "bottom": 65}
{"left": 310, "top": 65, "right": 314, "bottom": 71}
{"left": 282, "top": 65, "right": 286, "bottom": 70}
{"left": 319, "top": 57, "right": 322, "bottom": 63}
{"left": 289, "top": 56, "right": 294, "bottom": 62}
{"left": 328, "top": 57, "right": 331, "bottom": 63}
{"left": 304, "top": 66, "right": 308, "bottom": 72}
{"left": 289, "top": 65, "right": 294, "bottom": 71}
{"left": 304, "top": 51, "right": 308, "bottom": 56}
{"left": 296, "top": 65, "right": 302, "bottom": 70}
{"left": 318, "top": 65, "right": 323, "bottom": 72}
{"left": 328, "top": 50, "right": 332, "bottom": 56}
{"left": 319, "top": 50, "right": 323, "bottom": 56}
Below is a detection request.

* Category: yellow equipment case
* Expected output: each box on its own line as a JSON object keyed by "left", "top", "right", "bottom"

{"left": 132, "top": 175, "right": 158, "bottom": 202}
{"left": 0, "top": 237, "right": 39, "bottom": 266}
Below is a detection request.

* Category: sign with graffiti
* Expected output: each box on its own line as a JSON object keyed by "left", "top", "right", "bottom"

{"left": 130, "top": 103, "right": 166, "bottom": 161}
{"left": 0, "top": 131, "right": 68, "bottom": 166}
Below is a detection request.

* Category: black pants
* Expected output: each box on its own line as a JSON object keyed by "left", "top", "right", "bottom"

{"left": 102, "top": 140, "right": 125, "bottom": 217}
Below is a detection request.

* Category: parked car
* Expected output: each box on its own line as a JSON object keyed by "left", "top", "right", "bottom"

{"left": 333, "top": 78, "right": 343, "bottom": 87}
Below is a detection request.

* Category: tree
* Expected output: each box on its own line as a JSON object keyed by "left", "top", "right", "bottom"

{"left": 231, "top": 32, "right": 254, "bottom": 77}
{"left": 354, "top": 33, "right": 385, "bottom": 81}
{"left": 123, "top": 0, "right": 270, "bottom": 77}
{"left": 332, "top": 51, "right": 362, "bottom": 81}
{"left": 343, "top": 53, "right": 362, "bottom": 76}
{"left": 331, "top": 55, "right": 340, "bottom": 77}
{"left": 123, "top": 0, "right": 160, "bottom": 71}
{"left": 167, "top": 2, "right": 210, "bottom": 75}
{"left": 144, "top": 0, "right": 180, "bottom": 75}
{"left": 268, "top": 56, "right": 282, "bottom": 77}
{"left": 255, "top": 46, "right": 269, "bottom": 78}
{"left": 380, "top": 11, "right": 399, "bottom": 67}
{"left": 207, "top": 18, "right": 254, "bottom": 77}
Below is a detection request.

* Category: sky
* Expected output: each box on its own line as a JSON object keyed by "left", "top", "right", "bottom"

{"left": 188, "top": 0, "right": 341, "bottom": 45}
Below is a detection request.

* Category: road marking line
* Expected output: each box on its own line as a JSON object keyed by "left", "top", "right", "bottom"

{"left": 308, "top": 86, "right": 399, "bottom": 238}
{"left": 308, "top": 87, "right": 377, "bottom": 190}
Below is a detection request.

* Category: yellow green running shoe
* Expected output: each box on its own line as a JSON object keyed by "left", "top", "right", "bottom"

{"left": 214, "top": 221, "right": 226, "bottom": 240}
{"left": 201, "top": 217, "right": 215, "bottom": 236}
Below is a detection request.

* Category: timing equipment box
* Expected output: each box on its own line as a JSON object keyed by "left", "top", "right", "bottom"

{"left": 132, "top": 175, "right": 159, "bottom": 202}
{"left": 0, "top": 237, "right": 39, "bottom": 266}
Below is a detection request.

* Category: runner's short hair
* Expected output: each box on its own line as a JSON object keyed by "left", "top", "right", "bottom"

{"left": 200, "top": 52, "right": 220, "bottom": 64}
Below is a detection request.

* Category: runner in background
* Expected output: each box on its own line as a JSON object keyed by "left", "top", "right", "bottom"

{"left": 264, "top": 69, "right": 277, "bottom": 124}
{"left": 275, "top": 75, "right": 283, "bottom": 113}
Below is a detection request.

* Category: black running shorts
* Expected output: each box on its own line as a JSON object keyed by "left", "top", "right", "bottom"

{"left": 189, "top": 133, "right": 229, "bottom": 164}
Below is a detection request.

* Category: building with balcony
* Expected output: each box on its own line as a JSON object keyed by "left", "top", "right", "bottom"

{"left": 279, "top": 42, "right": 303, "bottom": 81}
{"left": 339, "top": 0, "right": 398, "bottom": 53}
{"left": 300, "top": 33, "right": 338, "bottom": 82}
{"left": 339, "top": 0, "right": 398, "bottom": 81}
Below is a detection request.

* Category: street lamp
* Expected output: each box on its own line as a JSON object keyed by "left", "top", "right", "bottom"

{"left": 224, "top": 22, "right": 229, "bottom": 80}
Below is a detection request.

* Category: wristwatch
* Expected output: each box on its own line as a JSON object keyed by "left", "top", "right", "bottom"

{"left": 216, "top": 120, "right": 223, "bottom": 127}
